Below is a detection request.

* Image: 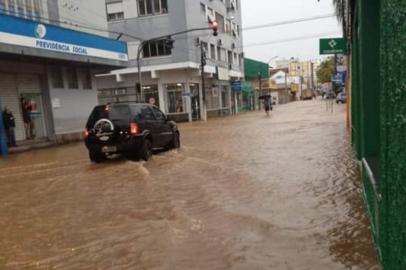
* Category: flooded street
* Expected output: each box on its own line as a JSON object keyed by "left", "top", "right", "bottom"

{"left": 0, "top": 100, "right": 380, "bottom": 270}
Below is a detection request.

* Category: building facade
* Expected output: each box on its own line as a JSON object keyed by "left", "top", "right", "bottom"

{"left": 97, "top": 0, "right": 244, "bottom": 121}
{"left": 0, "top": 0, "right": 128, "bottom": 150}
{"left": 345, "top": 0, "right": 406, "bottom": 269}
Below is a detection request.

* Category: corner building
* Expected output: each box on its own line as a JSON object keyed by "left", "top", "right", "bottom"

{"left": 97, "top": 0, "right": 244, "bottom": 121}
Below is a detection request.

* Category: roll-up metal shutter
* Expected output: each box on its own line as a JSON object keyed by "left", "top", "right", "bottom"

{"left": 0, "top": 73, "right": 26, "bottom": 141}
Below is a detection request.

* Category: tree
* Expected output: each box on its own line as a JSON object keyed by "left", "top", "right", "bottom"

{"left": 317, "top": 58, "right": 335, "bottom": 84}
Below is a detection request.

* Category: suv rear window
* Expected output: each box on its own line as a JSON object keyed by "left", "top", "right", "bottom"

{"left": 87, "top": 105, "right": 130, "bottom": 128}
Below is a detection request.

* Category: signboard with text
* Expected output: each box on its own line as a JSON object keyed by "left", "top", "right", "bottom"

{"left": 0, "top": 13, "right": 128, "bottom": 62}
{"left": 320, "top": 38, "right": 347, "bottom": 55}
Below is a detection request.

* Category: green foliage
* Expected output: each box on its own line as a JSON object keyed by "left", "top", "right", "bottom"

{"left": 317, "top": 58, "right": 335, "bottom": 84}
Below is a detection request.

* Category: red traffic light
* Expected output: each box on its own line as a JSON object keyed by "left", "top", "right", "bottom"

{"left": 208, "top": 19, "right": 218, "bottom": 36}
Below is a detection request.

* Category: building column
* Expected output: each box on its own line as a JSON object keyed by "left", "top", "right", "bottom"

{"left": 158, "top": 80, "right": 166, "bottom": 113}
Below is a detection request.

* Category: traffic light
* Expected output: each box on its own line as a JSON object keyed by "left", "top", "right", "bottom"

{"left": 164, "top": 36, "right": 174, "bottom": 50}
{"left": 208, "top": 19, "right": 218, "bottom": 36}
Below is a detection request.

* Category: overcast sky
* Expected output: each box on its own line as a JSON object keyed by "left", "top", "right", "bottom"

{"left": 241, "top": 0, "right": 342, "bottom": 65}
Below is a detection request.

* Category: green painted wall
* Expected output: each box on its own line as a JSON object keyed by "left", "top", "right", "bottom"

{"left": 380, "top": 0, "right": 406, "bottom": 268}
{"left": 351, "top": 0, "right": 406, "bottom": 268}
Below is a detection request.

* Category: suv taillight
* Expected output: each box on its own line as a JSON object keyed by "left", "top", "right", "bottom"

{"left": 130, "top": 123, "right": 140, "bottom": 136}
{"left": 84, "top": 128, "right": 90, "bottom": 138}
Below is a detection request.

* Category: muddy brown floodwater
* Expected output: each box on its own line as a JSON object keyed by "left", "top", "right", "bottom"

{"left": 0, "top": 100, "right": 380, "bottom": 270}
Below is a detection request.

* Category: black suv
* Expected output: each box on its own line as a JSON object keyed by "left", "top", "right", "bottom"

{"left": 84, "top": 103, "right": 180, "bottom": 163}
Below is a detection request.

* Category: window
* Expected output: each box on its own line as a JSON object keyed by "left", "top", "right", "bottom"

{"left": 50, "top": 66, "right": 64, "bottom": 88}
{"left": 234, "top": 52, "right": 238, "bottom": 65}
{"left": 33, "top": 0, "right": 41, "bottom": 19}
{"left": 201, "top": 42, "right": 208, "bottom": 53}
{"left": 141, "top": 106, "right": 155, "bottom": 121}
{"left": 228, "top": 50, "right": 233, "bottom": 65}
{"left": 217, "top": 46, "right": 221, "bottom": 61}
{"left": 221, "top": 48, "right": 227, "bottom": 62}
{"left": 138, "top": 0, "right": 167, "bottom": 16}
{"left": 143, "top": 84, "right": 159, "bottom": 106}
{"left": 210, "top": 43, "right": 216, "bottom": 59}
{"left": 8, "top": 0, "right": 15, "bottom": 13}
{"left": 207, "top": 7, "right": 213, "bottom": 17}
{"left": 166, "top": 84, "right": 185, "bottom": 113}
{"left": 200, "top": 3, "right": 205, "bottom": 13}
{"left": 107, "top": 12, "right": 124, "bottom": 21}
{"left": 82, "top": 69, "right": 92, "bottom": 90}
{"left": 17, "top": 0, "right": 24, "bottom": 16}
{"left": 0, "top": 0, "right": 5, "bottom": 13}
{"left": 215, "top": 12, "right": 225, "bottom": 33}
{"left": 206, "top": 87, "right": 220, "bottom": 109}
{"left": 142, "top": 39, "right": 172, "bottom": 58}
{"left": 152, "top": 107, "right": 165, "bottom": 121}
{"left": 66, "top": 67, "right": 78, "bottom": 89}
{"left": 25, "top": 0, "right": 33, "bottom": 18}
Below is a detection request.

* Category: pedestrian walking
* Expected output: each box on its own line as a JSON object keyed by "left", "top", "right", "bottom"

{"left": 20, "top": 96, "right": 33, "bottom": 139}
{"left": 263, "top": 96, "right": 272, "bottom": 117}
{"left": 2, "top": 107, "right": 16, "bottom": 147}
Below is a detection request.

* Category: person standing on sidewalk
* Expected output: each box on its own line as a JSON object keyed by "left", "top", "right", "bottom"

{"left": 2, "top": 107, "right": 16, "bottom": 147}
{"left": 20, "top": 96, "right": 32, "bottom": 139}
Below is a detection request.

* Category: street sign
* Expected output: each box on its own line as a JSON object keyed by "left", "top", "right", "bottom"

{"left": 231, "top": 81, "right": 242, "bottom": 93}
{"left": 320, "top": 38, "right": 347, "bottom": 55}
{"left": 332, "top": 71, "right": 347, "bottom": 85}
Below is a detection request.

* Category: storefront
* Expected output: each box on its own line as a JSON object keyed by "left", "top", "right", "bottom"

{"left": 0, "top": 13, "right": 128, "bottom": 147}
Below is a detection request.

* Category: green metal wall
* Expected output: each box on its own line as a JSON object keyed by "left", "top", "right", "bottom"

{"left": 351, "top": 0, "right": 406, "bottom": 268}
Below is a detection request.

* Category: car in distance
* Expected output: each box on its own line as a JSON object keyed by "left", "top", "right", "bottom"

{"left": 336, "top": 92, "right": 347, "bottom": 104}
{"left": 84, "top": 103, "right": 180, "bottom": 163}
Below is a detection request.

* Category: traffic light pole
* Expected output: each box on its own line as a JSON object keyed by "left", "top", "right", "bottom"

{"left": 200, "top": 42, "right": 207, "bottom": 121}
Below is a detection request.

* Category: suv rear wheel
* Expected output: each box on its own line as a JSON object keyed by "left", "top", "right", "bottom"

{"left": 89, "top": 150, "right": 106, "bottom": 163}
{"left": 139, "top": 139, "right": 153, "bottom": 161}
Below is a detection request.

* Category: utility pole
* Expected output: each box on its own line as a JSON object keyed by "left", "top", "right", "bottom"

{"left": 200, "top": 42, "right": 207, "bottom": 121}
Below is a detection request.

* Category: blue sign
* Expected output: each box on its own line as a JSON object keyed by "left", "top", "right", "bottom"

{"left": 332, "top": 71, "right": 347, "bottom": 85}
{"left": 231, "top": 81, "right": 242, "bottom": 93}
{"left": 0, "top": 13, "right": 128, "bottom": 61}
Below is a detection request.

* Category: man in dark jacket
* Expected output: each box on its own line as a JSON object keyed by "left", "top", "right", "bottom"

{"left": 2, "top": 107, "right": 16, "bottom": 147}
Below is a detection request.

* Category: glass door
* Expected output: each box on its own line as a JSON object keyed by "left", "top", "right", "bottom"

{"left": 21, "top": 93, "right": 47, "bottom": 139}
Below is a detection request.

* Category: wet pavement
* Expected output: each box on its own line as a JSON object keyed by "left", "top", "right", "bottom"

{"left": 0, "top": 100, "right": 380, "bottom": 270}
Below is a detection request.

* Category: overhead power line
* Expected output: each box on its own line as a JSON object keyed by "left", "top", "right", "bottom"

{"left": 243, "top": 14, "right": 336, "bottom": 31}
{"left": 243, "top": 31, "right": 341, "bottom": 48}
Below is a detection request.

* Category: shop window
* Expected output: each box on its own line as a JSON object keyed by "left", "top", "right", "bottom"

{"left": 143, "top": 84, "right": 159, "bottom": 107}
{"left": 166, "top": 84, "right": 185, "bottom": 113}
{"left": 50, "top": 66, "right": 64, "bottom": 89}
{"left": 143, "top": 39, "right": 171, "bottom": 58}
{"left": 138, "top": 0, "right": 167, "bottom": 17}
{"left": 66, "top": 67, "right": 78, "bottom": 89}
{"left": 82, "top": 69, "right": 93, "bottom": 90}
